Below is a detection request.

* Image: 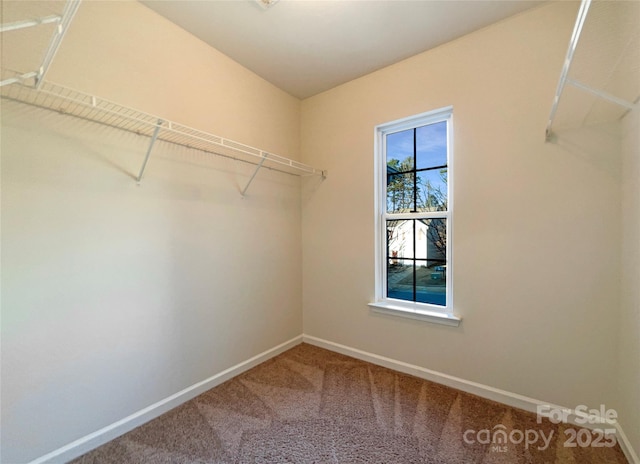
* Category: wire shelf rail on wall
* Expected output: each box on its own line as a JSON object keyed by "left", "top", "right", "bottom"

{"left": 1, "top": 0, "right": 325, "bottom": 194}
{"left": 545, "top": 0, "right": 639, "bottom": 141}
{"left": 1, "top": 80, "right": 327, "bottom": 194}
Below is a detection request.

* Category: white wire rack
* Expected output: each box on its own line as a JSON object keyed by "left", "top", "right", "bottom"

{"left": 1, "top": 80, "right": 326, "bottom": 192}
{"left": 0, "top": 0, "right": 325, "bottom": 192}
{"left": 0, "top": 0, "right": 81, "bottom": 88}
{"left": 545, "top": 0, "right": 639, "bottom": 141}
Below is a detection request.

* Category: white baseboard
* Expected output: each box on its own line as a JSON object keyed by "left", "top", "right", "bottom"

{"left": 27, "top": 333, "right": 638, "bottom": 464}
{"left": 616, "top": 422, "right": 640, "bottom": 464}
{"left": 28, "top": 335, "right": 303, "bottom": 464}
{"left": 302, "top": 334, "right": 639, "bottom": 464}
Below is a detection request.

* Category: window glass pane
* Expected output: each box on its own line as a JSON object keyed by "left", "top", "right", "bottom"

{"left": 416, "top": 121, "right": 447, "bottom": 170}
{"left": 387, "top": 220, "right": 414, "bottom": 260}
{"left": 416, "top": 168, "right": 447, "bottom": 212}
{"left": 387, "top": 172, "right": 415, "bottom": 213}
{"left": 379, "top": 109, "right": 451, "bottom": 310}
{"left": 386, "top": 129, "right": 414, "bottom": 172}
{"left": 416, "top": 260, "right": 447, "bottom": 306}
{"left": 417, "top": 219, "right": 447, "bottom": 261}
{"left": 387, "top": 219, "right": 447, "bottom": 306}
{"left": 387, "top": 259, "right": 413, "bottom": 302}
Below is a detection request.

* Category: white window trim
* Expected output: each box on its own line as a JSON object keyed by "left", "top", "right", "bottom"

{"left": 370, "top": 106, "right": 461, "bottom": 327}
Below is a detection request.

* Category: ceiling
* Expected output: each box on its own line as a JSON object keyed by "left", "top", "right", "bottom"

{"left": 141, "top": 0, "right": 543, "bottom": 99}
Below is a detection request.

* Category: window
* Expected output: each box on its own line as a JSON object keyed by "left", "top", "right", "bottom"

{"left": 370, "top": 107, "right": 460, "bottom": 326}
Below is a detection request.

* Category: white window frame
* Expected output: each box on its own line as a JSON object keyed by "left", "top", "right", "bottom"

{"left": 369, "top": 106, "right": 461, "bottom": 327}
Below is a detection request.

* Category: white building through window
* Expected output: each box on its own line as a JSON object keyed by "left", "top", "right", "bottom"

{"left": 370, "top": 107, "right": 460, "bottom": 326}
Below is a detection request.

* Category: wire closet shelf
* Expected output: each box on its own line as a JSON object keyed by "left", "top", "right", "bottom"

{"left": 0, "top": 0, "right": 323, "bottom": 190}
{"left": 1, "top": 80, "right": 327, "bottom": 188}
{"left": 545, "top": 0, "right": 639, "bottom": 141}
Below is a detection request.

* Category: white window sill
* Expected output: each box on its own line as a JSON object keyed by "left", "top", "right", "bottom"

{"left": 368, "top": 302, "right": 462, "bottom": 327}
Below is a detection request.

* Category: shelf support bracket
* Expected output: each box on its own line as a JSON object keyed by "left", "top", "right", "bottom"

{"left": 241, "top": 153, "right": 267, "bottom": 197}
{"left": 545, "top": 0, "right": 592, "bottom": 141}
{"left": 35, "top": 0, "right": 82, "bottom": 89}
{"left": 0, "top": 71, "right": 39, "bottom": 87}
{"left": 0, "top": 15, "right": 62, "bottom": 33}
{"left": 137, "top": 119, "right": 163, "bottom": 183}
{"left": 566, "top": 78, "right": 639, "bottom": 111}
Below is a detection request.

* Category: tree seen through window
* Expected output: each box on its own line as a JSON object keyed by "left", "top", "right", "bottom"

{"left": 385, "top": 121, "right": 448, "bottom": 306}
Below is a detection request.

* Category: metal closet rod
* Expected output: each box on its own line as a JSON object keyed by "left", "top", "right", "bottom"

{"left": 545, "top": 0, "right": 639, "bottom": 141}
{"left": 1, "top": 80, "right": 326, "bottom": 193}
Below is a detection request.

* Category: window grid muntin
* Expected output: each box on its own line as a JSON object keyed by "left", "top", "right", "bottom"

{"left": 379, "top": 108, "right": 452, "bottom": 312}
{"left": 386, "top": 127, "right": 448, "bottom": 214}
{"left": 385, "top": 218, "right": 448, "bottom": 306}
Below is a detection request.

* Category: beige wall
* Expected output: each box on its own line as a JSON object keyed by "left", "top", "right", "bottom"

{"left": 1, "top": 1, "right": 302, "bottom": 462}
{"left": 2, "top": 0, "right": 637, "bottom": 462}
{"left": 51, "top": 1, "right": 301, "bottom": 159}
{"left": 619, "top": 108, "right": 640, "bottom": 454}
{"left": 301, "top": 0, "right": 622, "bottom": 413}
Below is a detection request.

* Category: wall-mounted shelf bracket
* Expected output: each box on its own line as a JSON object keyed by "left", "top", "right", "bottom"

{"left": 0, "top": 15, "right": 62, "bottom": 33}
{"left": 241, "top": 153, "right": 268, "bottom": 197}
{"left": 545, "top": 0, "right": 592, "bottom": 141}
{"left": 0, "top": 71, "right": 39, "bottom": 88}
{"left": 137, "top": 119, "right": 164, "bottom": 183}
{"left": 35, "top": 0, "right": 82, "bottom": 89}
{"left": 565, "top": 78, "right": 638, "bottom": 111}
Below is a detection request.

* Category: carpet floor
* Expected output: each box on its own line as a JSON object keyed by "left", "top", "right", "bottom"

{"left": 71, "top": 343, "right": 628, "bottom": 463}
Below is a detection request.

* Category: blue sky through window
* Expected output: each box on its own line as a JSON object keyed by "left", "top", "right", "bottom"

{"left": 386, "top": 121, "right": 447, "bottom": 169}
{"left": 386, "top": 121, "right": 448, "bottom": 213}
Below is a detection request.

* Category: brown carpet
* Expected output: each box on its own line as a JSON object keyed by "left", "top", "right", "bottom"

{"left": 71, "top": 343, "right": 628, "bottom": 463}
